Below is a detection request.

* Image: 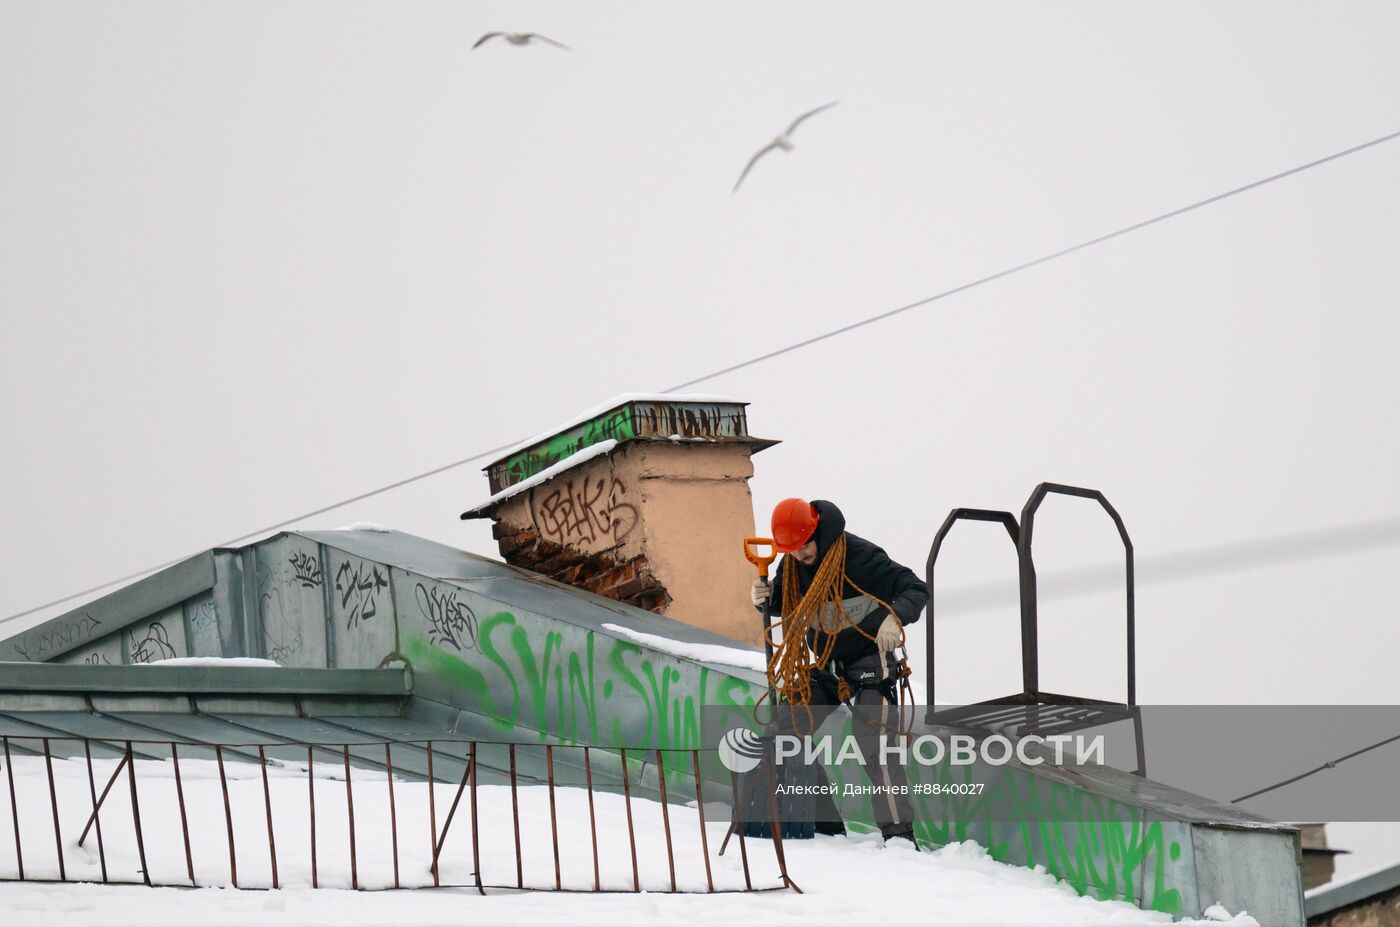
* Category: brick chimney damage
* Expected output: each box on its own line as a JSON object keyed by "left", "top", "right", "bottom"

{"left": 461, "top": 397, "right": 776, "bottom": 645}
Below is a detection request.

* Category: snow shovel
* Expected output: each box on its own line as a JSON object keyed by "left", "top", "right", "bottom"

{"left": 743, "top": 536, "right": 778, "bottom": 701}
{"left": 724, "top": 538, "right": 817, "bottom": 845}
{"left": 718, "top": 538, "right": 780, "bottom": 856}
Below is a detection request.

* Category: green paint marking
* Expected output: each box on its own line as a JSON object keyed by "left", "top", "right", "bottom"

{"left": 408, "top": 596, "right": 1181, "bottom": 915}
{"left": 477, "top": 612, "right": 521, "bottom": 726}
{"left": 402, "top": 635, "right": 507, "bottom": 730}
{"left": 510, "top": 625, "right": 560, "bottom": 739}
{"left": 608, "top": 638, "right": 652, "bottom": 746}
{"left": 896, "top": 757, "right": 1185, "bottom": 914}
{"left": 413, "top": 611, "right": 760, "bottom": 755}
{"left": 566, "top": 634, "right": 599, "bottom": 743}
{"left": 404, "top": 567, "right": 1199, "bottom": 921}
{"left": 497, "top": 407, "right": 637, "bottom": 488}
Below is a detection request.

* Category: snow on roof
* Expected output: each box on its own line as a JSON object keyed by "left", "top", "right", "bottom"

{"left": 1305, "top": 856, "right": 1400, "bottom": 918}
{"left": 2, "top": 751, "right": 1258, "bottom": 924}
{"left": 491, "top": 393, "right": 741, "bottom": 463}
{"left": 331, "top": 522, "right": 391, "bottom": 532}
{"left": 1306, "top": 857, "right": 1400, "bottom": 898}
{"left": 135, "top": 657, "right": 282, "bottom": 668}
{"left": 464, "top": 440, "right": 618, "bottom": 514}
{"left": 602, "top": 622, "right": 766, "bottom": 674}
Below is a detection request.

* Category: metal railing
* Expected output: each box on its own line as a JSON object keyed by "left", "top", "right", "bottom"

{"left": 0, "top": 734, "right": 799, "bottom": 894}
{"left": 923, "top": 482, "right": 1146, "bottom": 775}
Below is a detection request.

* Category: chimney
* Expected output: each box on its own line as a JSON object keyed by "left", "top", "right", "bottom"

{"left": 1297, "top": 823, "right": 1349, "bottom": 890}
{"left": 461, "top": 397, "right": 777, "bottom": 645}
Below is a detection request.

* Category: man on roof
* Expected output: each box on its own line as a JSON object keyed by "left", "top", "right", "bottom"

{"left": 750, "top": 497, "right": 929, "bottom": 845}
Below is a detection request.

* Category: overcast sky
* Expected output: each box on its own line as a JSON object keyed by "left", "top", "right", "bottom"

{"left": 2, "top": 0, "right": 1398, "bottom": 871}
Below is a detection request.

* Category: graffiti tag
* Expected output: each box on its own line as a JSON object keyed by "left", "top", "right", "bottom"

{"left": 533, "top": 477, "right": 639, "bottom": 548}
{"left": 189, "top": 601, "right": 217, "bottom": 631}
{"left": 260, "top": 584, "right": 304, "bottom": 663}
{"left": 13, "top": 613, "right": 102, "bottom": 661}
{"left": 335, "top": 561, "right": 389, "bottom": 630}
{"left": 289, "top": 551, "right": 322, "bottom": 589}
{"left": 416, "top": 583, "right": 478, "bottom": 652}
{"left": 130, "top": 621, "right": 177, "bottom": 664}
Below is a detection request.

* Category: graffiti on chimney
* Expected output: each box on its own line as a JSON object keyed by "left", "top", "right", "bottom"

{"left": 336, "top": 561, "right": 389, "bottom": 630}
{"left": 289, "top": 551, "right": 322, "bottom": 588}
{"left": 130, "top": 621, "right": 177, "bottom": 664}
{"left": 494, "top": 407, "right": 638, "bottom": 492}
{"left": 634, "top": 402, "right": 741, "bottom": 439}
{"left": 12, "top": 612, "right": 103, "bottom": 661}
{"left": 489, "top": 401, "right": 748, "bottom": 495}
{"left": 533, "top": 476, "right": 639, "bottom": 549}
{"left": 416, "top": 582, "right": 479, "bottom": 652}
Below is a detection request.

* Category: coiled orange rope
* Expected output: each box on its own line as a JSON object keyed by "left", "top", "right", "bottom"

{"left": 764, "top": 535, "right": 911, "bottom": 710}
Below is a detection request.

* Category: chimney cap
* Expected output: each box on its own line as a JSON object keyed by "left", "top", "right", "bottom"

{"left": 462, "top": 395, "right": 777, "bottom": 518}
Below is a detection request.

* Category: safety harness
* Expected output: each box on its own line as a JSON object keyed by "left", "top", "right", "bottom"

{"left": 764, "top": 535, "right": 915, "bottom": 727}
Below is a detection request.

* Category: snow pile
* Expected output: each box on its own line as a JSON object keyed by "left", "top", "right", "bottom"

{"left": 467, "top": 440, "right": 618, "bottom": 512}
{"left": 134, "top": 658, "right": 281, "bottom": 668}
{"left": 603, "top": 623, "right": 766, "bottom": 674}
{"left": 0, "top": 752, "right": 1258, "bottom": 926}
{"left": 1303, "top": 857, "right": 1400, "bottom": 899}
{"left": 331, "top": 522, "right": 391, "bottom": 533}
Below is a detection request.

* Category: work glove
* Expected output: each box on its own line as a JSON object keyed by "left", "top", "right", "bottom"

{"left": 876, "top": 613, "right": 903, "bottom": 652}
{"left": 750, "top": 578, "right": 771, "bottom": 607}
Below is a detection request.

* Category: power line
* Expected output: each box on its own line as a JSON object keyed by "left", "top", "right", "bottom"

{"left": 4, "top": 126, "right": 1399, "bottom": 630}
{"left": 0, "top": 438, "right": 520, "bottom": 627}
{"left": 665, "top": 126, "right": 1400, "bottom": 391}
{"left": 1232, "top": 731, "right": 1400, "bottom": 804}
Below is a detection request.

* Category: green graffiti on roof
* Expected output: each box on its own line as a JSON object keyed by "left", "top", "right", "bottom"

{"left": 897, "top": 759, "right": 1185, "bottom": 914}
{"left": 404, "top": 613, "right": 759, "bottom": 754}
{"left": 408, "top": 614, "right": 1185, "bottom": 913}
{"left": 403, "top": 633, "right": 494, "bottom": 719}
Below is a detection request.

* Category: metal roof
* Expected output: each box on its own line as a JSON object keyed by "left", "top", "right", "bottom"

{"left": 0, "top": 527, "right": 1309, "bottom": 923}
{"left": 0, "top": 662, "right": 410, "bottom": 697}
{"left": 300, "top": 528, "right": 770, "bottom": 661}
{"left": 0, "top": 528, "right": 768, "bottom": 680}
{"left": 0, "top": 664, "right": 623, "bottom": 793}
{"left": 1305, "top": 860, "right": 1400, "bottom": 919}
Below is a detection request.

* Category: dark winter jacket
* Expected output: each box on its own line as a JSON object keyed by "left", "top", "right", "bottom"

{"left": 766, "top": 500, "right": 928, "bottom": 668}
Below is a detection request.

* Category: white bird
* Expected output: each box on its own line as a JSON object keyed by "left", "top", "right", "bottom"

{"left": 732, "top": 101, "right": 841, "bottom": 194}
{"left": 473, "top": 32, "right": 571, "bottom": 51}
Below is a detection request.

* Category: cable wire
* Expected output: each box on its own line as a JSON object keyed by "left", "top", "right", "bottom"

{"left": 665, "top": 126, "right": 1400, "bottom": 391}
{"left": 0, "top": 438, "right": 521, "bottom": 627}
{"left": 1232, "top": 732, "right": 1400, "bottom": 803}
{"left": 5, "top": 126, "right": 1399, "bottom": 629}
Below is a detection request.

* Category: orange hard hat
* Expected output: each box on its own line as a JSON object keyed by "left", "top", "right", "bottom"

{"left": 772, "top": 498, "right": 819, "bottom": 553}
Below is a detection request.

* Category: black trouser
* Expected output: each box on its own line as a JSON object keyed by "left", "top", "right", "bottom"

{"left": 808, "top": 651, "right": 915, "bottom": 836}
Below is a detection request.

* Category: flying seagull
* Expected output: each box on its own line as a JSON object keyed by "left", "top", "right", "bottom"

{"left": 472, "top": 32, "right": 571, "bottom": 50}
{"left": 732, "top": 101, "right": 841, "bottom": 194}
